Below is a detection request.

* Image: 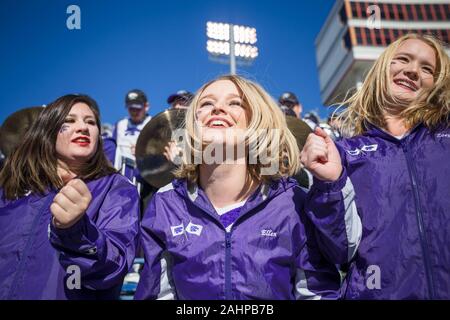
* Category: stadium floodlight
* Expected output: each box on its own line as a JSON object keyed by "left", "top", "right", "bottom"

{"left": 206, "top": 21, "right": 258, "bottom": 74}
{"left": 207, "top": 40, "right": 258, "bottom": 59}
{"left": 232, "top": 25, "right": 257, "bottom": 44}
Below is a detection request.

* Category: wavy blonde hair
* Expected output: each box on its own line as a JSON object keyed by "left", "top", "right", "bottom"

{"left": 336, "top": 34, "right": 450, "bottom": 136}
{"left": 174, "top": 75, "right": 300, "bottom": 184}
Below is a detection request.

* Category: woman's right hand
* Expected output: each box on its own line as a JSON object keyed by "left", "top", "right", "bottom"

{"left": 50, "top": 179, "right": 92, "bottom": 229}
{"left": 163, "top": 141, "right": 182, "bottom": 164}
{"left": 300, "top": 127, "right": 343, "bottom": 182}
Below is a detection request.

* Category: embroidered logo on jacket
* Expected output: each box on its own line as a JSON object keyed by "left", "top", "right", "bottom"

{"left": 171, "top": 223, "right": 185, "bottom": 237}
{"left": 261, "top": 229, "right": 277, "bottom": 237}
{"left": 171, "top": 222, "right": 203, "bottom": 237}
{"left": 346, "top": 144, "right": 378, "bottom": 156}
{"left": 185, "top": 222, "right": 203, "bottom": 236}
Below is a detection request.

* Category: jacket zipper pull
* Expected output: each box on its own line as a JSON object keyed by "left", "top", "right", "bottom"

{"left": 226, "top": 236, "right": 231, "bottom": 248}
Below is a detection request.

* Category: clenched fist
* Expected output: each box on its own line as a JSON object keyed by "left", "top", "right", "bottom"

{"left": 51, "top": 179, "right": 92, "bottom": 229}
{"left": 300, "top": 127, "right": 343, "bottom": 182}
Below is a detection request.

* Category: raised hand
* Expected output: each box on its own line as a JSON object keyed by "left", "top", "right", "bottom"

{"left": 300, "top": 127, "right": 343, "bottom": 182}
{"left": 51, "top": 178, "right": 92, "bottom": 229}
{"left": 163, "top": 141, "right": 183, "bottom": 164}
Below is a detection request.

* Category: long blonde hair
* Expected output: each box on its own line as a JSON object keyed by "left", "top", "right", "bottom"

{"left": 336, "top": 34, "right": 449, "bottom": 136}
{"left": 174, "top": 75, "right": 300, "bottom": 184}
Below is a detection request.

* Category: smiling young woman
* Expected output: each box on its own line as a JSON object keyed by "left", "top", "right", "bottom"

{"left": 0, "top": 94, "right": 140, "bottom": 299}
{"left": 302, "top": 34, "right": 450, "bottom": 299}
{"left": 135, "top": 75, "right": 362, "bottom": 300}
{"left": 337, "top": 33, "right": 449, "bottom": 138}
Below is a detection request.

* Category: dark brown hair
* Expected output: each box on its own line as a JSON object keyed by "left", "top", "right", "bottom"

{"left": 0, "top": 94, "right": 116, "bottom": 200}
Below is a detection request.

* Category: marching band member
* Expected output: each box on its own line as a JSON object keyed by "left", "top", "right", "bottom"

{"left": 113, "top": 89, "right": 151, "bottom": 184}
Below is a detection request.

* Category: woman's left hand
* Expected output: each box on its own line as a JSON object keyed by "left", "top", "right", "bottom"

{"left": 51, "top": 179, "right": 92, "bottom": 229}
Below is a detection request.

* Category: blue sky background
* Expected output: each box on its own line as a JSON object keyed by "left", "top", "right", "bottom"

{"left": 0, "top": 0, "right": 335, "bottom": 126}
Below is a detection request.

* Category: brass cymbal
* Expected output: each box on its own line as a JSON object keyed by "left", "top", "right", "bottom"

{"left": 0, "top": 106, "right": 44, "bottom": 157}
{"left": 285, "top": 115, "right": 312, "bottom": 151}
{"left": 285, "top": 116, "right": 313, "bottom": 189}
{"left": 135, "top": 109, "right": 186, "bottom": 188}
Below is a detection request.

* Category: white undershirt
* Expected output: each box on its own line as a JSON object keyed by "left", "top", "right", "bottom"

{"left": 381, "top": 127, "right": 408, "bottom": 140}
{"left": 213, "top": 200, "right": 246, "bottom": 232}
{"left": 214, "top": 200, "right": 247, "bottom": 215}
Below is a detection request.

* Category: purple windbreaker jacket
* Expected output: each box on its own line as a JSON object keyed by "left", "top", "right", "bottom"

{"left": 337, "top": 124, "right": 450, "bottom": 299}
{"left": 135, "top": 175, "right": 361, "bottom": 300}
{"left": 0, "top": 173, "right": 140, "bottom": 300}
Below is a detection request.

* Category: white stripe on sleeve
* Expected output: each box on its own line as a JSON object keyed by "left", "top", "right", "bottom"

{"left": 342, "top": 177, "right": 362, "bottom": 261}
{"left": 157, "top": 252, "right": 176, "bottom": 300}
{"left": 295, "top": 269, "right": 321, "bottom": 300}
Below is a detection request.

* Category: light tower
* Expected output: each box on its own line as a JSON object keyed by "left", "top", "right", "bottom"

{"left": 206, "top": 21, "right": 258, "bottom": 74}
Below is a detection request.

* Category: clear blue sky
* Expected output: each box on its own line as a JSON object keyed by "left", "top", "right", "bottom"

{"left": 0, "top": 0, "right": 335, "bottom": 126}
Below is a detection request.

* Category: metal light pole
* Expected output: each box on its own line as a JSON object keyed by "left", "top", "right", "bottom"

{"left": 206, "top": 22, "right": 258, "bottom": 74}
{"left": 229, "top": 24, "right": 236, "bottom": 75}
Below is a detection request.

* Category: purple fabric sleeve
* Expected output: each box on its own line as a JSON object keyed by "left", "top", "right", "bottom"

{"left": 49, "top": 178, "right": 140, "bottom": 290}
{"left": 304, "top": 167, "right": 358, "bottom": 264}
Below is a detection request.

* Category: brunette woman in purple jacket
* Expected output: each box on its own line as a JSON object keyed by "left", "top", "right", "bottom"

{"left": 0, "top": 94, "right": 140, "bottom": 299}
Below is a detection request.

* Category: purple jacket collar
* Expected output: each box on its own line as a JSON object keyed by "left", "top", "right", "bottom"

{"left": 171, "top": 177, "right": 298, "bottom": 219}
